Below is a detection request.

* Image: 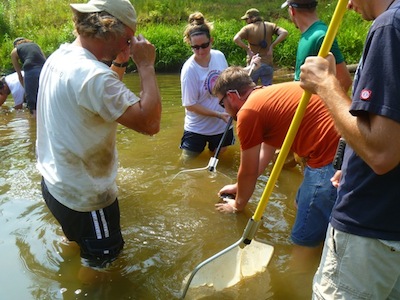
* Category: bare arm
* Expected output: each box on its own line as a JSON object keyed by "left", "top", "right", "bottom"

{"left": 335, "top": 61, "right": 352, "bottom": 93}
{"left": 185, "top": 103, "right": 230, "bottom": 123}
{"left": 235, "top": 144, "right": 263, "bottom": 211}
{"left": 10, "top": 49, "right": 24, "bottom": 86}
{"left": 258, "top": 143, "right": 277, "bottom": 174}
{"left": 270, "top": 26, "right": 288, "bottom": 49}
{"left": 233, "top": 32, "right": 253, "bottom": 57}
{"left": 300, "top": 54, "right": 400, "bottom": 174}
{"left": 216, "top": 143, "right": 275, "bottom": 213}
{"left": 116, "top": 35, "right": 161, "bottom": 136}
{"left": 216, "top": 145, "right": 260, "bottom": 213}
{"left": 0, "top": 94, "right": 7, "bottom": 106}
{"left": 110, "top": 43, "right": 131, "bottom": 80}
{"left": 267, "top": 26, "right": 288, "bottom": 56}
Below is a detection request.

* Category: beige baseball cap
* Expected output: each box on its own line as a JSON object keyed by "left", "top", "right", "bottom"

{"left": 241, "top": 8, "right": 260, "bottom": 20}
{"left": 70, "top": 0, "right": 137, "bottom": 32}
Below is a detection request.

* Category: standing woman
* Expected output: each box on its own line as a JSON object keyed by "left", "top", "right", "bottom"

{"left": 234, "top": 8, "right": 288, "bottom": 86}
{"left": 11, "top": 37, "right": 46, "bottom": 116}
{"left": 180, "top": 12, "right": 234, "bottom": 161}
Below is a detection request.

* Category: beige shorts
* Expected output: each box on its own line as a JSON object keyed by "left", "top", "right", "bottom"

{"left": 313, "top": 224, "right": 400, "bottom": 299}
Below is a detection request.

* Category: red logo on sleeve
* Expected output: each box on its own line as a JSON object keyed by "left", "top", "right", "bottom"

{"left": 360, "top": 89, "right": 372, "bottom": 101}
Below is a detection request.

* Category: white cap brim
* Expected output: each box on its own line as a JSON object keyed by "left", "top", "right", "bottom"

{"left": 281, "top": 1, "right": 289, "bottom": 8}
{"left": 70, "top": 3, "right": 102, "bottom": 13}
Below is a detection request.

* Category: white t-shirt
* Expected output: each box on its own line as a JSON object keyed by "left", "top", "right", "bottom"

{"left": 5, "top": 72, "right": 25, "bottom": 106}
{"left": 180, "top": 49, "right": 229, "bottom": 135}
{"left": 36, "top": 43, "right": 140, "bottom": 212}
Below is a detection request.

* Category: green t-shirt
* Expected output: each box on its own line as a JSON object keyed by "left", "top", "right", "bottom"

{"left": 294, "top": 20, "right": 345, "bottom": 81}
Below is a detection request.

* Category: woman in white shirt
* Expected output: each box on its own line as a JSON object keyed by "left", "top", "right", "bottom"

{"left": 180, "top": 12, "right": 234, "bottom": 161}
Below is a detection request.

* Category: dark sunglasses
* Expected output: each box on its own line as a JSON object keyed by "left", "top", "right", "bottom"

{"left": 219, "top": 94, "right": 227, "bottom": 108}
{"left": 191, "top": 41, "right": 210, "bottom": 50}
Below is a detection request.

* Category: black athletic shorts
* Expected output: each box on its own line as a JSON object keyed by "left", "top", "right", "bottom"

{"left": 180, "top": 129, "right": 235, "bottom": 153}
{"left": 41, "top": 178, "right": 124, "bottom": 268}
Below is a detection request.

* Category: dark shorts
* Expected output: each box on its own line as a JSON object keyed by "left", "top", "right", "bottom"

{"left": 180, "top": 129, "right": 235, "bottom": 154}
{"left": 41, "top": 178, "right": 124, "bottom": 268}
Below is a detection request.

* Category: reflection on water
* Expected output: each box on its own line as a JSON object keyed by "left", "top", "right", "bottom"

{"left": 0, "top": 73, "right": 309, "bottom": 299}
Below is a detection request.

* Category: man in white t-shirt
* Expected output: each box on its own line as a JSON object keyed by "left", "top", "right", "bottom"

{"left": 0, "top": 72, "right": 25, "bottom": 109}
{"left": 36, "top": 0, "right": 161, "bottom": 275}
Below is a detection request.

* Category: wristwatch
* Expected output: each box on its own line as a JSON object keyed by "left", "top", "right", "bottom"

{"left": 112, "top": 61, "right": 129, "bottom": 68}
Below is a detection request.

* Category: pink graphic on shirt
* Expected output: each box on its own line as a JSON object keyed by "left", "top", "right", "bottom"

{"left": 204, "top": 69, "right": 221, "bottom": 94}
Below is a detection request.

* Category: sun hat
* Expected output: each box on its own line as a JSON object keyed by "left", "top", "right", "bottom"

{"left": 281, "top": 0, "right": 318, "bottom": 9}
{"left": 241, "top": 8, "right": 260, "bottom": 20}
{"left": 70, "top": 0, "right": 137, "bottom": 32}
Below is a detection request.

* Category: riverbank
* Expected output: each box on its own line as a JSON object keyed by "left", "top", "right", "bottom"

{"left": 0, "top": 0, "right": 370, "bottom": 73}
{"left": 274, "top": 63, "right": 357, "bottom": 83}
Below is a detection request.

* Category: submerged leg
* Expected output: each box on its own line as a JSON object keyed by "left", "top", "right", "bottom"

{"left": 180, "top": 149, "right": 200, "bottom": 164}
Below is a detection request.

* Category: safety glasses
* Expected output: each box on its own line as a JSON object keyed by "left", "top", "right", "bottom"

{"left": 219, "top": 90, "right": 241, "bottom": 108}
{"left": 219, "top": 95, "right": 227, "bottom": 108}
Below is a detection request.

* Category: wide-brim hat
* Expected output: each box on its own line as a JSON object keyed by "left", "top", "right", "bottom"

{"left": 281, "top": 0, "right": 318, "bottom": 9}
{"left": 70, "top": 0, "right": 137, "bottom": 32}
{"left": 241, "top": 8, "right": 260, "bottom": 20}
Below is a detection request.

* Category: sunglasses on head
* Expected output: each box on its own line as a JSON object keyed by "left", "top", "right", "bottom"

{"left": 190, "top": 41, "right": 210, "bottom": 50}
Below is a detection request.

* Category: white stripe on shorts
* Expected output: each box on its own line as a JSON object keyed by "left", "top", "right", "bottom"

{"left": 91, "top": 209, "right": 110, "bottom": 239}
{"left": 91, "top": 211, "right": 102, "bottom": 239}
{"left": 99, "top": 209, "right": 110, "bottom": 238}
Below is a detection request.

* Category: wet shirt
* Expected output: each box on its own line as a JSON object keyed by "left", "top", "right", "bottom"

{"left": 36, "top": 43, "right": 139, "bottom": 212}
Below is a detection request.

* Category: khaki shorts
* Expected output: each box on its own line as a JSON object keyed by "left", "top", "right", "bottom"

{"left": 313, "top": 224, "right": 400, "bottom": 299}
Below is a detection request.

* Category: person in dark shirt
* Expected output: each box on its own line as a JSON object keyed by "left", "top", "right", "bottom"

{"left": 300, "top": 0, "right": 400, "bottom": 298}
{"left": 11, "top": 37, "right": 46, "bottom": 116}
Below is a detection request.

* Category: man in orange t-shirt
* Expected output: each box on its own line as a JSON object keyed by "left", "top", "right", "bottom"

{"left": 212, "top": 66, "right": 339, "bottom": 272}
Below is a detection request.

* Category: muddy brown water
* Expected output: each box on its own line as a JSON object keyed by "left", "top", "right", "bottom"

{"left": 0, "top": 72, "right": 314, "bottom": 299}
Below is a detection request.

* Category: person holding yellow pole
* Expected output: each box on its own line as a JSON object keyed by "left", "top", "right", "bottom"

{"left": 300, "top": 0, "right": 400, "bottom": 298}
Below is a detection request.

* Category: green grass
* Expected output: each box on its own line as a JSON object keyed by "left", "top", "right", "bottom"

{"left": 0, "top": 0, "right": 370, "bottom": 73}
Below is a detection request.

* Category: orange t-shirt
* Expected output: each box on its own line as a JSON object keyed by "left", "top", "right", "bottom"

{"left": 237, "top": 81, "right": 339, "bottom": 168}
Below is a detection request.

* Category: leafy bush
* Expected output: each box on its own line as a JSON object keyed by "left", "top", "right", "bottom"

{"left": 0, "top": 0, "right": 370, "bottom": 73}
{"left": 137, "top": 24, "right": 187, "bottom": 72}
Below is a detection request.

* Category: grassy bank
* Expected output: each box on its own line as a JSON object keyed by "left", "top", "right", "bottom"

{"left": 0, "top": 0, "right": 370, "bottom": 73}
